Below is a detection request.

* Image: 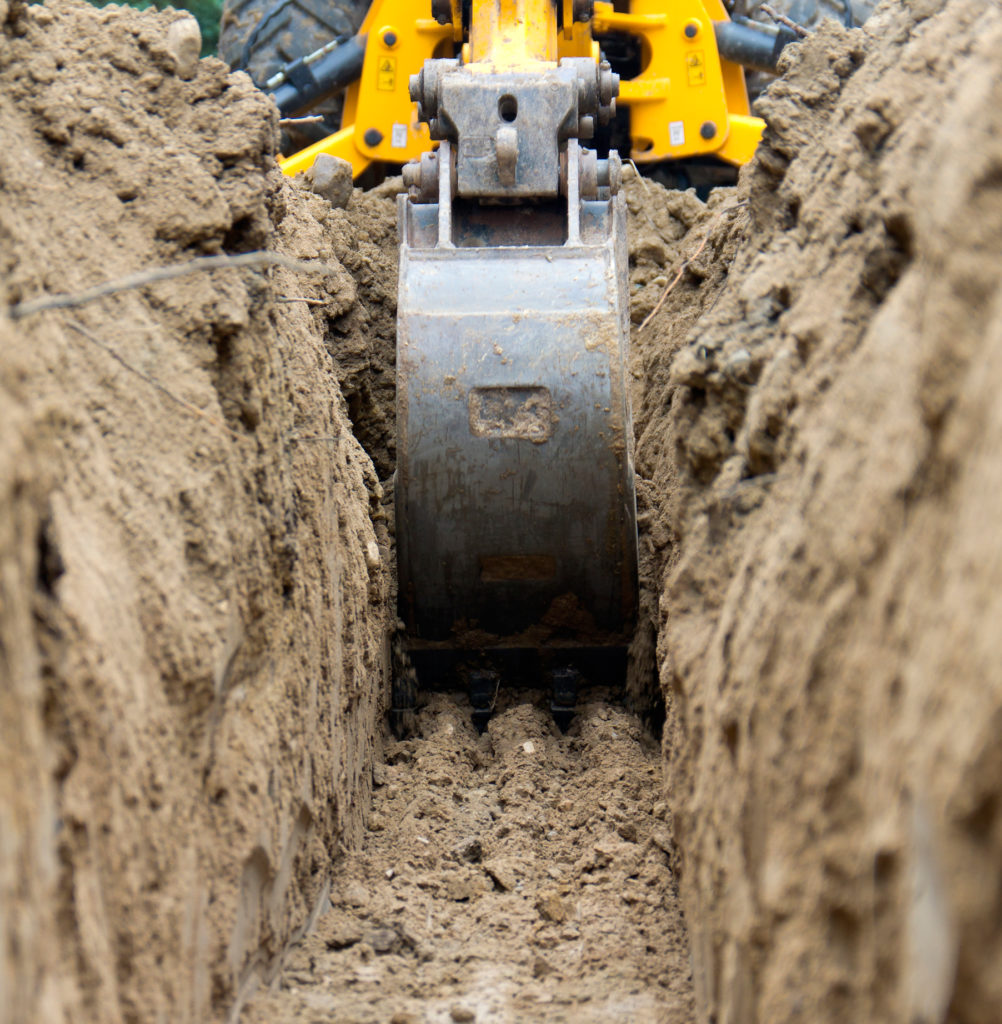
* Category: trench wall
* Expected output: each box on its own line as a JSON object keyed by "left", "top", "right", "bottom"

{"left": 632, "top": 3, "right": 1002, "bottom": 1021}
{"left": 0, "top": 2, "right": 394, "bottom": 1020}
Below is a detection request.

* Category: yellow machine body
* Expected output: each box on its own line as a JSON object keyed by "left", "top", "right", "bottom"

{"left": 278, "top": 0, "right": 765, "bottom": 179}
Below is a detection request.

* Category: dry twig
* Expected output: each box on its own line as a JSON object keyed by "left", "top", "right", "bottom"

{"left": 9, "top": 252, "right": 334, "bottom": 320}
{"left": 638, "top": 201, "right": 749, "bottom": 332}
{"left": 625, "top": 159, "right": 651, "bottom": 196}
{"left": 66, "top": 320, "right": 244, "bottom": 439}
{"left": 277, "top": 296, "right": 327, "bottom": 305}
{"left": 758, "top": 3, "right": 811, "bottom": 37}
{"left": 278, "top": 115, "right": 326, "bottom": 125}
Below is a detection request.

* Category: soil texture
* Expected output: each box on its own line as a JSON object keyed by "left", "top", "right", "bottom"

{"left": 631, "top": 3, "right": 1002, "bottom": 1022}
{"left": 4, "top": 1, "right": 1002, "bottom": 1024}
{"left": 240, "top": 692, "right": 694, "bottom": 1024}
{"left": 0, "top": 2, "right": 395, "bottom": 1020}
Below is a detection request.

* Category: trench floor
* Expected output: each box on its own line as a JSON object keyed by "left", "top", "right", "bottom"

{"left": 239, "top": 691, "right": 694, "bottom": 1024}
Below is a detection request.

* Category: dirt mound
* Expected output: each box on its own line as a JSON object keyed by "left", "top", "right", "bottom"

{"left": 0, "top": 1, "right": 395, "bottom": 1020}
{"left": 632, "top": 2, "right": 1002, "bottom": 1021}
{"left": 239, "top": 691, "right": 693, "bottom": 1023}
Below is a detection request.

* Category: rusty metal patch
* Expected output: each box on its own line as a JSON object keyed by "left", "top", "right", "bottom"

{"left": 480, "top": 555, "right": 557, "bottom": 582}
{"left": 468, "top": 386, "right": 553, "bottom": 443}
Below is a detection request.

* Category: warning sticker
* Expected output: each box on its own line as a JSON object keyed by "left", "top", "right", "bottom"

{"left": 391, "top": 123, "right": 408, "bottom": 149}
{"left": 686, "top": 50, "right": 706, "bottom": 86}
{"left": 377, "top": 56, "right": 396, "bottom": 91}
{"left": 669, "top": 120, "right": 685, "bottom": 146}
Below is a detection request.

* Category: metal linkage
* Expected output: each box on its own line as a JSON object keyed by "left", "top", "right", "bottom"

{"left": 407, "top": 0, "right": 618, "bottom": 201}
{"left": 409, "top": 58, "right": 617, "bottom": 198}
{"left": 266, "top": 33, "right": 367, "bottom": 117}
{"left": 403, "top": 137, "right": 622, "bottom": 206}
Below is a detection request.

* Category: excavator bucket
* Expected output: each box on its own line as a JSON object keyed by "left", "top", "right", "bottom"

{"left": 396, "top": 139, "right": 638, "bottom": 716}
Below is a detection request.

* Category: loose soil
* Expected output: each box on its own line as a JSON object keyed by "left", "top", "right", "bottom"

{"left": 242, "top": 692, "right": 693, "bottom": 1024}
{"left": 630, "top": 3, "right": 1002, "bottom": 1022}
{"left": 0, "top": 2, "right": 396, "bottom": 1020}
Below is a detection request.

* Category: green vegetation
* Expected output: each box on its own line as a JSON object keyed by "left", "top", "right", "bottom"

{"left": 86, "top": 0, "right": 223, "bottom": 56}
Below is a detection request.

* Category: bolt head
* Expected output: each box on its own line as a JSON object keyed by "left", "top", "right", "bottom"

{"left": 382, "top": 30, "right": 398, "bottom": 46}
{"left": 363, "top": 128, "right": 384, "bottom": 147}
{"left": 700, "top": 121, "right": 717, "bottom": 140}
{"left": 684, "top": 21, "right": 699, "bottom": 38}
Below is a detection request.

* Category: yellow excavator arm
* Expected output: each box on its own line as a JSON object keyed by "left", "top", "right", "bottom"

{"left": 277, "top": 0, "right": 773, "bottom": 179}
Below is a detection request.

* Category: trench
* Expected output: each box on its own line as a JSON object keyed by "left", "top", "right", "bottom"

{"left": 234, "top": 172, "right": 693, "bottom": 1023}
{"left": 9, "top": 4, "right": 1002, "bottom": 1023}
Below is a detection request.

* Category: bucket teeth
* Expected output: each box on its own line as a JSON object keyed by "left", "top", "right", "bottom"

{"left": 390, "top": 630, "right": 418, "bottom": 739}
{"left": 550, "top": 666, "right": 580, "bottom": 732}
{"left": 469, "top": 669, "right": 500, "bottom": 732}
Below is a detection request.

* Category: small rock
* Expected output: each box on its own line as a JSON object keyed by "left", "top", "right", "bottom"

{"left": 365, "top": 539, "right": 381, "bottom": 570}
{"left": 308, "top": 154, "right": 354, "bottom": 208}
{"left": 166, "top": 16, "right": 201, "bottom": 80}
{"left": 453, "top": 837, "right": 483, "bottom": 863}
{"left": 483, "top": 859, "right": 517, "bottom": 892}
{"left": 521, "top": 740, "right": 535, "bottom": 754}
{"left": 650, "top": 827, "right": 673, "bottom": 855}
{"left": 535, "top": 892, "right": 570, "bottom": 924}
{"left": 324, "top": 917, "right": 362, "bottom": 949}
{"left": 390, "top": 1013, "right": 418, "bottom": 1024}
{"left": 372, "top": 762, "right": 387, "bottom": 786}
{"left": 616, "top": 820, "right": 638, "bottom": 843}
{"left": 367, "top": 927, "right": 397, "bottom": 954}
{"left": 532, "top": 956, "right": 555, "bottom": 978}
{"left": 343, "top": 880, "right": 368, "bottom": 907}
{"left": 450, "top": 1005, "right": 476, "bottom": 1022}
{"left": 1, "top": 0, "right": 11, "bottom": 23}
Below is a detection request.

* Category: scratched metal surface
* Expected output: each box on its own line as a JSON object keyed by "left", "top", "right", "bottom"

{"left": 396, "top": 193, "right": 638, "bottom": 647}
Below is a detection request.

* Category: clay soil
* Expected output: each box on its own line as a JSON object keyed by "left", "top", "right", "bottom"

{"left": 3, "top": 1, "right": 1002, "bottom": 1023}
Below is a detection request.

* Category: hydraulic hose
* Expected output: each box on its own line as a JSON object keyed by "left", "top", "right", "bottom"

{"left": 713, "top": 20, "right": 798, "bottom": 74}
{"left": 269, "top": 33, "right": 368, "bottom": 117}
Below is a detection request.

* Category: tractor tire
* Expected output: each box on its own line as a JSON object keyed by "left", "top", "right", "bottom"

{"left": 219, "top": 0, "right": 367, "bottom": 87}
{"left": 219, "top": 0, "right": 368, "bottom": 152}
